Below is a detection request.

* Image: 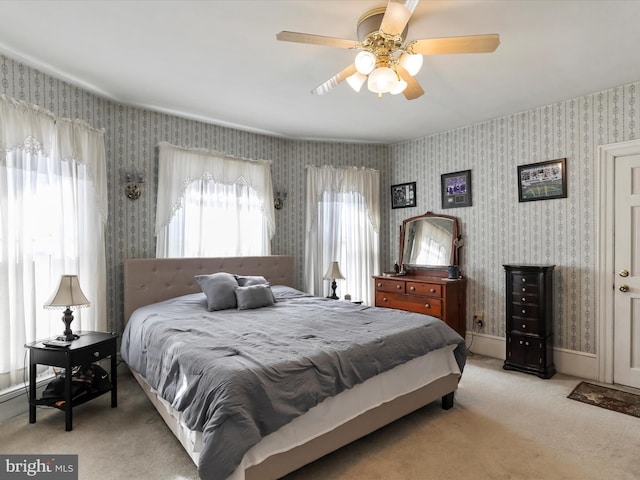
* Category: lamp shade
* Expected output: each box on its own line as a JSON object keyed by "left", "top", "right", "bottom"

{"left": 346, "top": 72, "right": 368, "bottom": 92}
{"left": 367, "top": 67, "right": 399, "bottom": 94}
{"left": 354, "top": 51, "right": 376, "bottom": 75}
{"left": 44, "top": 275, "right": 90, "bottom": 309}
{"left": 399, "top": 53, "right": 423, "bottom": 76}
{"left": 323, "top": 261, "right": 345, "bottom": 280}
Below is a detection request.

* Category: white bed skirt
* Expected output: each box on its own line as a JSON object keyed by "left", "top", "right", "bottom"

{"left": 130, "top": 344, "right": 460, "bottom": 480}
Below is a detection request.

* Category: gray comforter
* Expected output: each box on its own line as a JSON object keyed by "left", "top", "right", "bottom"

{"left": 121, "top": 286, "right": 466, "bottom": 480}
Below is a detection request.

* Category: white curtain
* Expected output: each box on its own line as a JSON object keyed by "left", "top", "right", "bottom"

{"left": 0, "top": 95, "right": 107, "bottom": 390}
{"left": 155, "top": 142, "right": 275, "bottom": 257}
{"left": 305, "top": 165, "right": 380, "bottom": 305}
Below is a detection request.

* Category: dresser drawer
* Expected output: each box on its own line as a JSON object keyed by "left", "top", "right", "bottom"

{"left": 512, "top": 303, "right": 539, "bottom": 319}
{"left": 512, "top": 291, "right": 539, "bottom": 304}
{"left": 513, "top": 274, "right": 539, "bottom": 289}
{"left": 375, "top": 278, "right": 406, "bottom": 293}
{"left": 375, "top": 292, "right": 442, "bottom": 317}
{"left": 406, "top": 282, "right": 442, "bottom": 297}
{"left": 509, "top": 317, "right": 540, "bottom": 334}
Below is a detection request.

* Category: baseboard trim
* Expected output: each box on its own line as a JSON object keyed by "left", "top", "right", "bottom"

{"left": 465, "top": 332, "right": 598, "bottom": 381}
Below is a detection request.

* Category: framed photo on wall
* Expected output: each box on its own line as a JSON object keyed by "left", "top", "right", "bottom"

{"left": 391, "top": 182, "right": 416, "bottom": 209}
{"left": 441, "top": 170, "right": 472, "bottom": 208}
{"left": 517, "top": 158, "right": 567, "bottom": 202}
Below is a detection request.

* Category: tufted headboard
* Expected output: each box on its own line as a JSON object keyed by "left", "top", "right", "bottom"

{"left": 123, "top": 255, "right": 295, "bottom": 322}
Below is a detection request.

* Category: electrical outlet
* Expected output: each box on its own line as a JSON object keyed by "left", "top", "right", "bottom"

{"left": 474, "top": 312, "right": 484, "bottom": 329}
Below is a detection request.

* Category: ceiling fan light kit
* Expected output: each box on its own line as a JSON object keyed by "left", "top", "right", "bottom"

{"left": 276, "top": 0, "right": 500, "bottom": 101}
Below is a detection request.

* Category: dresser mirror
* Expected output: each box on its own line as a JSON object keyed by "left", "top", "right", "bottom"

{"left": 399, "top": 211, "right": 461, "bottom": 274}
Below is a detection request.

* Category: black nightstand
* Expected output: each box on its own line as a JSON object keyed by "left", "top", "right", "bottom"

{"left": 26, "top": 331, "right": 118, "bottom": 431}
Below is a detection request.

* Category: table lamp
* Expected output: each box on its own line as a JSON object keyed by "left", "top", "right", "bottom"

{"left": 44, "top": 275, "right": 90, "bottom": 341}
{"left": 324, "top": 261, "right": 345, "bottom": 300}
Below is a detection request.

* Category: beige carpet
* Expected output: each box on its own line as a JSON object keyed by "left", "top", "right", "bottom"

{"left": 1, "top": 354, "right": 639, "bottom": 480}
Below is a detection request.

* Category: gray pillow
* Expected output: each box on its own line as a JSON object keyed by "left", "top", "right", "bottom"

{"left": 235, "top": 275, "right": 268, "bottom": 287}
{"left": 235, "top": 284, "right": 276, "bottom": 310}
{"left": 195, "top": 272, "right": 238, "bottom": 311}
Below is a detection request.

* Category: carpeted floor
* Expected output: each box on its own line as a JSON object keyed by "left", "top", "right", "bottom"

{"left": 568, "top": 381, "right": 640, "bottom": 418}
{"left": 1, "top": 355, "right": 639, "bottom": 479}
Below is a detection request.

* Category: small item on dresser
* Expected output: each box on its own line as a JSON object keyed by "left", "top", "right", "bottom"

{"left": 394, "top": 262, "right": 400, "bottom": 273}
{"left": 43, "top": 339, "right": 72, "bottom": 348}
{"left": 344, "top": 293, "right": 351, "bottom": 301}
{"left": 447, "top": 265, "right": 459, "bottom": 279}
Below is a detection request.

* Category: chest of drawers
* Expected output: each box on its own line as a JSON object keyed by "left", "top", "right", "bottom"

{"left": 373, "top": 275, "right": 466, "bottom": 337}
{"left": 503, "top": 264, "right": 555, "bottom": 378}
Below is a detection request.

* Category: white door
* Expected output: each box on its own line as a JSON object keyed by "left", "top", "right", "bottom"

{"left": 613, "top": 154, "right": 640, "bottom": 388}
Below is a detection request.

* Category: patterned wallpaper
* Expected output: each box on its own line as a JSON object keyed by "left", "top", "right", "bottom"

{"left": 0, "top": 54, "right": 390, "bottom": 335}
{"left": 390, "top": 83, "right": 640, "bottom": 353}
{"left": 4, "top": 52, "right": 640, "bottom": 354}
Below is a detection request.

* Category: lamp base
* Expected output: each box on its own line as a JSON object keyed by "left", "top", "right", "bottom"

{"left": 58, "top": 308, "right": 80, "bottom": 342}
{"left": 327, "top": 279, "right": 339, "bottom": 300}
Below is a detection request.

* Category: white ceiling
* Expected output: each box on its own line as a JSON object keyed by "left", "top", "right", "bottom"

{"left": 1, "top": 0, "right": 640, "bottom": 144}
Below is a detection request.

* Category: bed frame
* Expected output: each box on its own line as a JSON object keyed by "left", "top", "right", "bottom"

{"left": 123, "top": 255, "right": 460, "bottom": 480}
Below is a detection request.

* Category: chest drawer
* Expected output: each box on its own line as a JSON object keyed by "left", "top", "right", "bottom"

{"left": 512, "top": 303, "right": 539, "bottom": 319}
{"left": 376, "top": 292, "right": 443, "bottom": 317}
{"left": 375, "top": 278, "right": 406, "bottom": 293}
{"left": 513, "top": 274, "right": 539, "bottom": 290}
{"left": 406, "top": 282, "right": 442, "bottom": 297}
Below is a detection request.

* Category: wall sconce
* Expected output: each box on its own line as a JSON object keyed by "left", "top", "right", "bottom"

{"left": 274, "top": 190, "right": 288, "bottom": 210}
{"left": 124, "top": 169, "right": 144, "bottom": 200}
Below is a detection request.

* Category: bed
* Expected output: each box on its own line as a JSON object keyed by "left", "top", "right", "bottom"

{"left": 121, "top": 255, "right": 466, "bottom": 480}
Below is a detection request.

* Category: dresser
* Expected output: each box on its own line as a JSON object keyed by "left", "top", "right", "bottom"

{"left": 373, "top": 274, "right": 466, "bottom": 337}
{"left": 503, "top": 264, "right": 555, "bottom": 379}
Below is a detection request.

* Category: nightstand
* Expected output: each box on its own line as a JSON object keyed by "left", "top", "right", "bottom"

{"left": 26, "top": 331, "right": 118, "bottom": 431}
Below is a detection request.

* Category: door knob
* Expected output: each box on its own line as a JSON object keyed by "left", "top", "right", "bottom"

{"left": 619, "top": 269, "right": 629, "bottom": 277}
{"left": 619, "top": 284, "right": 629, "bottom": 292}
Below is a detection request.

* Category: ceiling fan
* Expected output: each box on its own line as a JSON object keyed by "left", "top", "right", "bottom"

{"left": 276, "top": 0, "right": 500, "bottom": 100}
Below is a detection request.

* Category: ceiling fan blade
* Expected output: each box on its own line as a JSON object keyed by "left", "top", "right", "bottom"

{"left": 396, "top": 65, "right": 424, "bottom": 100}
{"left": 276, "top": 31, "right": 358, "bottom": 49}
{"left": 410, "top": 34, "right": 500, "bottom": 55}
{"left": 311, "top": 64, "right": 358, "bottom": 95}
{"left": 379, "top": 0, "right": 419, "bottom": 36}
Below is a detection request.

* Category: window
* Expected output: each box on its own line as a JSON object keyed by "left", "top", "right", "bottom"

{"left": 155, "top": 143, "right": 274, "bottom": 258}
{"left": 0, "top": 96, "right": 107, "bottom": 391}
{"left": 305, "top": 165, "right": 380, "bottom": 305}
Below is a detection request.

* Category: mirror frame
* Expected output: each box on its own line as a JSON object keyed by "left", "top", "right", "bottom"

{"left": 399, "top": 211, "right": 461, "bottom": 275}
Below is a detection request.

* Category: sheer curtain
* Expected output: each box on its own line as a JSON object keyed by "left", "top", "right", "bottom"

{"left": 155, "top": 142, "right": 275, "bottom": 257}
{"left": 305, "top": 165, "right": 380, "bottom": 305}
{"left": 0, "top": 95, "right": 107, "bottom": 391}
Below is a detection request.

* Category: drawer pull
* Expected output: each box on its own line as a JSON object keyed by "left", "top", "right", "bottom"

{"left": 410, "top": 286, "right": 415, "bottom": 291}
{"left": 377, "top": 282, "right": 382, "bottom": 288}
{"left": 522, "top": 297, "right": 526, "bottom": 301}
{"left": 522, "top": 309, "right": 526, "bottom": 314}
{"left": 522, "top": 278, "right": 526, "bottom": 283}
{"left": 396, "top": 284, "right": 402, "bottom": 290}
{"left": 425, "top": 303, "right": 430, "bottom": 309}
{"left": 525, "top": 341, "right": 530, "bottom": 346}
{"left": 93, "top": 351, "right": 100, "bottom": 358}
{"left": 382, "top": 297, "right": 388, "bottom": 302}
{"left": 522, "top": 287, "right": 526, "bottom": 292}
{"left": 522, "top": 324, "right": 526, "bottom": 329}
{"left": 519, "top": 340, "right": 523, "bottom": 345}
{"left": 430, "top": 288, "right": 436, "bottom": 293}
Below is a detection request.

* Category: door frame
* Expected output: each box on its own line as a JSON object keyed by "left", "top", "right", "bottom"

{"left": 596, "top": 139, "right": 640, "bottom": 383}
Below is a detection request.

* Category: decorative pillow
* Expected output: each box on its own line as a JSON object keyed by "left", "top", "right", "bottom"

{"left": 195, "top": 272, "right": 238, "bottom": 311}
{"left": 235, "top": 275, "right": 269, "bottom": 287}
{"left": 235, "top": 284, "right": 276, "bottom": 310}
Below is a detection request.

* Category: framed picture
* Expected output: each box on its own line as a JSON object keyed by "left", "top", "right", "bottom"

{"left": 517, "top": 158, "right": 567, "bottom": 202}
{"left": 441, "top": 170, "right": 472, "bottom": 209}
{"left": 391, "top": 182, "right": 416, "bottom": 209}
